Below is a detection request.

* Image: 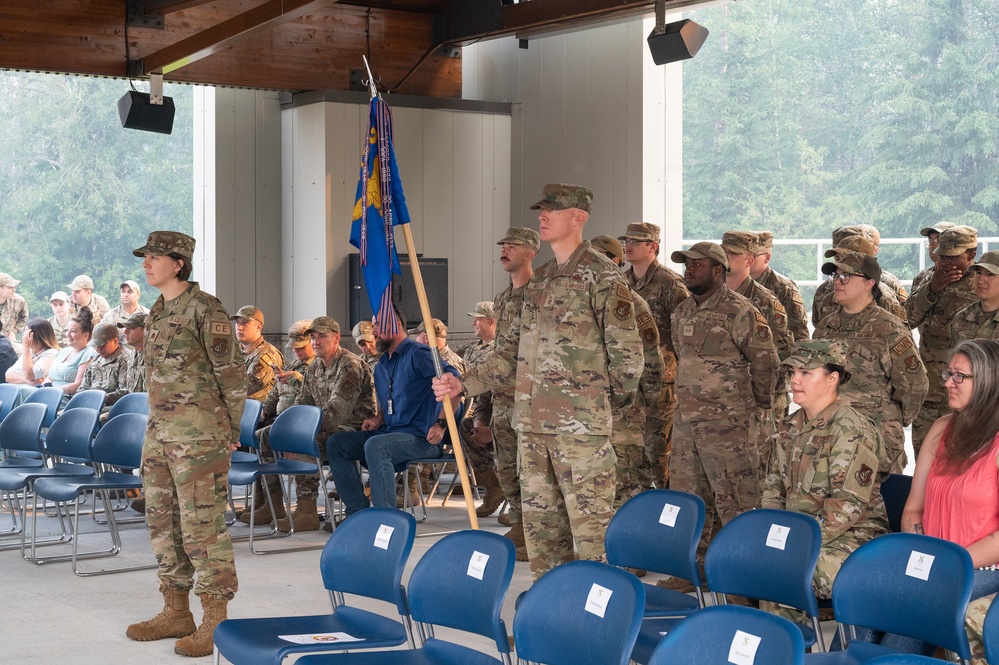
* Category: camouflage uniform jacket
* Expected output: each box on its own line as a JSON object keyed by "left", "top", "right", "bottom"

{"left": 116, "top": 347, "right": 145, "bottom": 399}
{"left": 242, "top": 337, "right": 284, "bottom": 402}
{"left": 462, "top": 242, "right": 644, "bottom": 437}
{"left": 49, "top": 316, "right": 70, "bottom": 348}
{"left": 812, "top": 301, "right": 927, "bottom": 472}
{"left": 911, "top": 266, "right": 934, "bottom": 296}
{"left": 905, "top": 271, "right": 977, "bottom": 402}
{"left": 671, "top": 283, "right": 779, "bottom": 422}
{"left": 0, "top": 294, "right": 28, "bottom": 340}
{"left": 950, "top": 301, "right": 999, "bottom": 347}
{"left": 71, "top": 294, "right": 111, "bottom": 323}
{"left": 631, "top": 292, "right": 665, "bottom": 418}
{"left": 762, "top": 399, "right": 889, "bottom": 545}
{"left": 439, "top": 344, "right": 466, "bottom": 374}
{"left": 464, "top": 340, "right": 494, "bottom": 424}
{"left": 144, "top": 282, "right": 247, "bottom": 444}
{"left": 295, "top": 346, "right": 376, "bottom": 441}
{"left": 80, "top": 344, "right": 129, "bottom": 400}
{"left": 881, "top": 269, "right": 908, "bottom": 304}
{"left": 625, "top": 260, "right": 689, "bottom": 383}
{"left": 261, "top": 355, "right": 315, "bottom": 422}
{"left": 100, "top": 303, "right": 150, "bottom": 328}
{"left": 363, "top": 353, "right": 381, "bottom": 373}
{"left": 756, "top": 265, "right": 808, "bottom": 343}
{"left": 490, "top": 282, "right": 527, "bottom": 408}
{"left": 813, "top": 280, "right": 907, "bottom": 325}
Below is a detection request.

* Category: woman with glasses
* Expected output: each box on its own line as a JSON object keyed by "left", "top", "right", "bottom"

{"left": 813, "top": 250, "right": 927, "bottom": 474}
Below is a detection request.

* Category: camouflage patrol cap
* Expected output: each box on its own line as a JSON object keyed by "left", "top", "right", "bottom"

{"left": 618, "top": 222, "right": 661, "bottom": 243}
{"left": 90, "top": 322, "right": 119, "bottom": 347}
{"left": 830, "top": 225, "right": 873, "bottom": 246}
{"left": 671, "top": 242, "right": 730, "bottom": 271}
{"left": 920, "top": 221, "right": 955, "bottom": 237}
{"left": 305, "top": 316, "right": 341, "bottom": 335}
{"left": 756, "top": 231, "right": 774, "bottom": 250}
{"left": 230, "top": 306, "right": 264, "bottom": 325}
{"left": 352, "top": 321, "right": 374, "bottom": 343}
{"left": 783, "top": 339, "right": 849, "bottom": 370}
{"left": 590, "top": 235, "right": 625, "bottom": 262}
{"left": 821, "top": 250, "right": 882, "bottom": 282}
{"left": 933, "top": 225, "right": 979, "bottom": 256}
{"left": 49, "top": 291, "right": 70, "bottom": 303}
{"left": 410, "top": 318, "right": 447, "bottom": 337}
{"left": 119, "top": 279, "right": 141, "bottom": 292}
{"left": 467, "top": 302, "right": 496, "bottom": 319}
{"left": 529, "top": 183, "right": 593, "bottom": 213}
{"left": 497, "top": 227, "right": 541, "bottom": 251}
{"left": 721, "top": 231, "right": 760, "bottom": 255}
{"left": 824, "top": 235, "right": 877, "bottom": 258}
{"left": 67, "top": 275, "right": 94, "bottom": 291}
{"left": 973, "top": 250, "right": 999, "bottom": 276}
{"left": 286, "top": 319, "right": 313, "bottom": 349}
{"left": 0, "top": 273, "right": 20, "bottom": 288}
{"left": 117, "top": 312, "right": 147, "bottom": 329}
{"left": 132, "top": 231, "right": 196, "bottom": 262}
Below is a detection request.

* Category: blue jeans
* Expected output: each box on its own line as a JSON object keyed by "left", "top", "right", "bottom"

{"left": 326, "top": 429, "right": 443, "bottom": 514}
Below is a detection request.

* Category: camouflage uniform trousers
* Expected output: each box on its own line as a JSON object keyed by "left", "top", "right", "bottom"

{"left": 458, "top": 417, "right": 496, "bottom": 477}
{"left": 671, "top": 416, "right": 760, "bottom": 563}
{"left": 640, "top": 381, "right": 675, "bottom": 488}
{"left": 491, "top": 403, "right": 522, "bottom": 525}
{"left": 254, "top": 424, "right": 326, "bottom": 503}
{"left": 141, "top": 436, "right": 237, "bottom": 599}
{"left": 965, "top": 592, "right": 995, "bottom": 664}
{"left": 610, "top": 423, "right": 647, "bottom": 509}
{"left": 519, "top": 431, "right": 616, "bottom": 579}
{"left": 912, "top": 402, "right": 946, "bottom": 458}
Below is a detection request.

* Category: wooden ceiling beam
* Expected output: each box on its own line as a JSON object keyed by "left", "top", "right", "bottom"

{"left": 142, "top": 0, "right": 218, "bottom": 15}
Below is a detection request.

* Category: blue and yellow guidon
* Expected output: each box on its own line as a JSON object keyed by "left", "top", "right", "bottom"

{"left": 352, "top": 128, "right": 382, "bottom": 220}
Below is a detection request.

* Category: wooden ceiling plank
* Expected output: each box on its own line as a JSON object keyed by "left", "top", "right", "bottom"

{"left": 143, "top": 0, "right": 221, "bottom": 15}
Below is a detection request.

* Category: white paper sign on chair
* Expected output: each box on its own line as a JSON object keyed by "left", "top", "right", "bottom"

{"left": 584, "top": 583, "right": 613, "bottom": 618}
{"left": 765, "top": 524, "right": 789, "bottom": 550}
{"left": 728, "top": 630, "right": 762, "bottom": 665}
{"left": 905, "top": 551, "right": 935, "bottom": 581}
{"left": 373, "top": 524, "right": 394, "bottom": 550}
{"left": 467, "top": 551, "right": 490, "bottom": 580}
{"left": 659, "top": 503, "right": 680, "bottom": 527}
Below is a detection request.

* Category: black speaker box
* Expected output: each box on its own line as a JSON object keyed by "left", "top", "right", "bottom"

{"left": 647, "top": 19, "right": 709, "bottom": 65}
{"left": 118, "top": 90, "right": 176, "bottom": 134}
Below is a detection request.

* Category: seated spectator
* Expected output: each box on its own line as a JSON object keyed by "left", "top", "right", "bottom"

{"left": 5, "top": 317, "right": 59, "bottom": 387}
{"left": 762, "top": 339, "right": 889, "bottom": 616}
{"left": 48, "top": 291, "right": 71, "bottom": 348}
{"left": 412, "top": 319, "right": 465, "bottom": 373}
{"left": 35, "top": 306, "right": 98, "bottom": 406}
{"left": 352, "top": 320, "right": 381, "bottom": 370}
{"left": 79, "top": 322, "right": 129, "bottom": 405}
{"left": 0, "top": 321, "right": 17, "bottom": 381}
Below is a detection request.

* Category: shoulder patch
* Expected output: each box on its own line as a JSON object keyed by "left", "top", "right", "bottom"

{"left": 905, "top": 355, "right": 922, "bottom": 374}
{"left": 635, "top": 311, "right": 653, "bottom": 328}
{"left": 209, "top": 337, "right": 230, "bottom": 361}
{"left": 613, "top": 299, "right": 633, "bottom": 321}
{"left": 756, "top": 325, "right": 772, "bottom": 341}
{"left": 210, "top": 320, "right": 232, "bottom": 337}
{"left": 754, "top": 311, "right": 768, "bottom": 326}
{"left": 855, "top": 463, "right": 874, "bottom": 487}
{"left": 890, "top": 337, "right": 913, "bottom": 357}
{"left": 615, "top": 283, "right": 633, "bottom": 300}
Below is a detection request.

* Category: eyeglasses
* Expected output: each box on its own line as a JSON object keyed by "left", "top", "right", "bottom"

{"left": 622, "top": 239, "right": 650, "bottom": 247}
{"left": 831, "top": 272, "right": 860, "bottom": 285}
{"left": 941, "top": 369, "right": 974, "bottom": 384}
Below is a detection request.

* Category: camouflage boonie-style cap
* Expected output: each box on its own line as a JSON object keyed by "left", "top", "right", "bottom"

{"left": 831, "top": 225, "right": 873, "bottom": 247}
{"left": 352, "top": 320, "right": 374, "bottom": 343}
{"left": 671, "top": 242, "right": 730, "bottom": 271}
{"left": 133, "top": 231, "right": 196, "bottom": 262}
{"left": 467, "top": 302, "right": 496, "bottom": 319}
{"left": 721, "top": 231, "right": 760, "bottom": 255}
{"left": 618, "top": 222, "right": 661, "bottom": 243}
{"left": 933, "top": 225, "right": 978, "bottom": 256}
{"left": 825, "top": 235, "right": 877, "bottom": 258}
{"left": 756, "top": 231, "right": 774, "bottom": 250}
{"left": 67, "top": 275, "right": 94, "bottom": 291}
{"left": 920, "top": 221, "right": 956, "bottom": 237}
{"left": 0, "top": 273, "right": 21, "bottom": 288}
{"left": 497, "top": 227, "right": 541, "bottom": 251}
{"left": 286, "top": 319, "right": 313, "bottom": 348}
{"left": 973, "top": 250, "right": 999, "bottom": 276}
{"left": 529, "top": 183, "right": 593, "bottom": 213}
{"left": 49, "top": 291, "right": 70, "bottom": 303}
{"left": 118, "top": 312, "right": 148, "bottom": 329}
{"left": 590, "top": 235, "right": 624, "bottom": 263}
{"left": 783, "top": 339, "right": 849, "bottom": 370}
{"left": 230, "top": 305, "right": 264, "bottom": 325}
{"left": 821, "top": 250, "right": 882, "bottom": 282}
{"left": 410, "top": 318, "right": 447, "bottom": 337}
{"left": 305, "top": 316, "right": 341, "bottom": 335}
{"left": 90, "top": 322, "right": 119, "bottom": 347}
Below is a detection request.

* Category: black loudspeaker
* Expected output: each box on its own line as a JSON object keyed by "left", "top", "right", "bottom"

{"left": 647, "top": 19, "right": 709, "bottom": 65}
{"left": 118, "top": 90, "right": 176, "bottom": 134}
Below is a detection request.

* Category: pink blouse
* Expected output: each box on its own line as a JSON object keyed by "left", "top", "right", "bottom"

{"left": 923, "top": 432, "right": 999, "bottom": 549}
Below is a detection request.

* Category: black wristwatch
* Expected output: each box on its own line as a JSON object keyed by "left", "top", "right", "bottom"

{"left": 436, "top": 418, "right": 447, "bottom": 428}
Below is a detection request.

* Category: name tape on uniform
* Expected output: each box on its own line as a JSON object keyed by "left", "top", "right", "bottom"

{"left": 659, "top": 503, "right": 680, "bottom": 527}
{"left": 374, "top": 524, "right": 395, "bottom": 550}
{"left": 467, "top": 551, "right": 490, "bottom": 580}
{"left": 727, "top": 630, "right": 762, "bottom": 665}
{"left": 584, "top": 583, "right": 613, "bottom": 618}
{"left": 279, "top": 632, "right": 362, "bottom": 644}
{"left": 765, "top": 524, "right": 789, "bottom": 550}
{"left": 905, "top": 550, "right": 935, "bottom": 581}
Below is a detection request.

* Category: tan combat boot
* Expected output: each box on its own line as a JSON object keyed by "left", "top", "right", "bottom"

{"left": 174, "top": 594, "right": 228, "bottom": 657}
{"left": 503, "top": 521, "right": 526, "bottom": 547}
{"left": 277, "top": 497, "right": 320, "bottom": 532}
{"left": 126, "top": 588, "right": 197, "bottom": 641}
{"left": 474, "top": 468, "right": 506, "bottom": 518}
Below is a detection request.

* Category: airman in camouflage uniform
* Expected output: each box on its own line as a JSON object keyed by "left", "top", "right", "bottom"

{"left": 435, "top": 184, "right": 643, "bottom": 579}
{"left": 670, "top": 242, "right": 779, "bottom": 565}
{"left": 0, "top": 273, "right": 28, "bottom": 342}
{"left": 413, "top": 318, "right": 465, "bottom": 373}
{"left": 117, "top": 312, "right": 147, "bottom": 396}
{"left": 911, "top": 222, "right": 956, "bottom": 294}
{"left": 813, "top": 251, "right": 927, "bottom": 473}
{"left": 951, "top": 251, "right": 999, "bottom": 346}
{"left": 762, "top": 340, "right": 889, "bottom": 606}
{"left": 230, "top": 305, "right": 284, "bottom": 402}
{"left": 126, "top": 231, "right": 246, "bottom": 658}
{"left": 67, "top": 275, "right": 112, "bottom": 323}
{"left": 813, "top": 234, "right": 907, "bottom": 324}
{"left": 48, "top": 291, "right": 72, "bottom": 348}
{"left": 619, "top": 222, "right": 690, "bottom": 487}
{"left": 752, "top": 231, "right": 809, "bottom": 344}
{"left": 905, "top": 225, "right": 979, "bottom": 451}
{"left": 351, "top": 320, "right": 381, "bottom": 371}
{"left": 79, "top": 322, "right": 129, "bottom": 401}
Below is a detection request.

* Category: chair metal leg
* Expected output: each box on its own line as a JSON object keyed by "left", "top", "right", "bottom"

{"left": 246, "top": 473, "right": 326, "bottom": 555}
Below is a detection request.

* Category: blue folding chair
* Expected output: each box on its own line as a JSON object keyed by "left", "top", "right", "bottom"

{"left": 0, "top": 403, "right": 56, "bottom": 539}
{"left": 804, "top": 533, "right": 973, "bottom": 664}
{"left": 24, "top": 386, "right": 64, "bottom": 429}
{"left": 605, "top": 489, "right": 707, "bottom": 617}
{"left": 865, "top": 656, "right": 953, "bottom": 664}
{"left": 647, "top": 604, "right": 805, "bottom": 665}
{"left": 212, "top": 508, "right": 417, "bottom": 665}
{"left": 227, "top": 403, "right": 321, "bottom": 553}
{"left": 295, "top": 529, "right": 516, "bottom": 665}
{"left": 513, "top": 560, "right": 646, "bottom": 665}
{"left": 226, "top": 398, "right": 262, "bottom": 522}
{"left": 106, "top": 392, "right": 149, "bottom": 419}
{"left": 0, "top": 383, "right": 19, "bottom": 422}
{"left": 63, "top": 389, "right": 106, "bottom": 413}
{"left": 984, "top": 595, "right": 999, "bottom": 665}
{"left": 880, "top": 474, "right": 912, "bottom": 533}
{"left": 397, "top": 400, "right": 467, "bottom": 524}
{"left": 29, "top": 413, "right": 154, "bottom": 577}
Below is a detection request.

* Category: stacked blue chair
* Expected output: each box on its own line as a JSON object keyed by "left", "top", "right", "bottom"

{"left": 24, "top": 386, "right": 63, "bottom": 428}
{"left": 865, "top": 656, "right": 954, "bottom": 664}
{"left": 226, "top": 398, "right": 262, "bottom": 523}
{"left": 879, "top": 474, "right": 913, "bottom": 533}
{"left": 295, "top": 530, "right": 516, "bottom": 665}
{"left": 0, "top": 403, "right": 48, "bottom": 538}
{"left": 212, "top": 508, "right": 417, "bottom": 665}
{"left": 106, "top": 392, "right": 149, "bottom": 419}
{"left": 63, "top": 389, "right": 107, "bottom": 413}
{"left": 513, "top": 560, "right": 645, "bottom": 665}
{"left": 0, "top": 383, "right": 19, "bottom": 422}
{"left": 647, "top": 604, "right": 805, "bottom": 665}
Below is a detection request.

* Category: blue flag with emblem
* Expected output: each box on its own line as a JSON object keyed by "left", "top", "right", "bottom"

{"left": 350, "top": 96, "right": 410, "bottom": 336}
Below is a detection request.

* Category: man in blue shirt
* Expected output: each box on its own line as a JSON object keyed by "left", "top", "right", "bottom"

{"left": 326, "top": 306, "right": 460, "bottom": 518}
